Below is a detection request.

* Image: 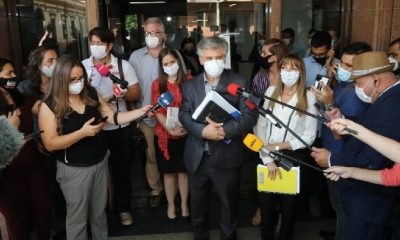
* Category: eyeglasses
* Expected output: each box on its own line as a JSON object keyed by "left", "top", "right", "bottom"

{"left": 144, "top": 31, "right": 162, "bottom": 37}
{"left": 69, "top": 77, "right": 83, "bottom": 83}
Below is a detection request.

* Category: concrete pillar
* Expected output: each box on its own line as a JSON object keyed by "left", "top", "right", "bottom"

{"left": 269, "top": 0, "right": 282, "bottom": 39}
{"left": 86, "top": 0, "right": 100, "bottom": 30}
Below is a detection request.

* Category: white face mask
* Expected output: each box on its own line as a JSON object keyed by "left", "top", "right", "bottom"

{"left": 69, "top": 81, "right": 84, "bottom": 95}
{"left": 145, "top": 36, "right": 159, "bottom": 49}
{"left": 282, "top": 38, "right": 291, "bottom": 46}
{"left": 90, "top": 45, "right": 108, "bottom": 60}
{"left": 204, "top": 59, "right": 225, "bottom": 78}
{"left": 42, "top": 63, "right": 55, "bottom": 78}
{"left": 280, "top": 70, "right": 300, "bottom": 87}
{"left": 355, "top": 79, "right": 376, "bottom": 103}
{"left": 163, "top": 62, "right": 179, "bottom": 76}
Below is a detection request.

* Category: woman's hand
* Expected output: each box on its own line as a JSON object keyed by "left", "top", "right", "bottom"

{"left": 7, "top": 108, "right": 21, "bottom": 129}
{"left": 79, "top": 117, "right": 104, "bottom": 137}
{"left": 327, "top": 118, "right": 360, "bottom": 135}
{"left": 324, "top": 166, "right": 354, "bottom": 181}
{"left": 140, "top": 105, "right": 155, "bottom": 118}
{"left": 267, "top": 161, "right": 281, "bottom": 181}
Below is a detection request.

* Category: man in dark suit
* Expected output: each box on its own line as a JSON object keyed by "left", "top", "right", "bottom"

{"left": 312, "top": 51, "right": 400, "bottom": 240}
{"left": 179, "top": 36, "right": 257, "bottom": 240}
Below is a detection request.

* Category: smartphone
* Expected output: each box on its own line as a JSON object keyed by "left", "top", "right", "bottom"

{"left": 313, "top": 74, "right": 329, "bottom": 90}
{"left": 6, "top": 104, "right": 16, "bottom": 114}
{"left": 93, "top": 116, "right": 108, "bottom": 125}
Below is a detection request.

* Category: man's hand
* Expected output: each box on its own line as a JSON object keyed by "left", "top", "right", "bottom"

{"left": 325, "top": 107, "right": 342, "bottom": 121}
{"left": 310, "top": 83, "right": 334, "bottom": 105}
{"left": 311, "top": 147, "right": 330, "bottom": 168}
{"left": 202, "top": 117, "right": 225, "bottom": 141}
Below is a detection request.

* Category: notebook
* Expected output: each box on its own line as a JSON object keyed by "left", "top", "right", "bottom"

{"left": 192, "top": 91, "right": 241, "bottom": 123}
{"left": 257, "top": 164, "right": 300, "bottom": 194}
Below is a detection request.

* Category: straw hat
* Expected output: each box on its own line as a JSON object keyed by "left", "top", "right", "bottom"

{"left": 350, "top": 51, "right": 395, "bottom": 79}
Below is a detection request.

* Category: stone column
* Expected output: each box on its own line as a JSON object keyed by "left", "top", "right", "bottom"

{"left": 86, "top": 0, "right": 99, "bottom": 30}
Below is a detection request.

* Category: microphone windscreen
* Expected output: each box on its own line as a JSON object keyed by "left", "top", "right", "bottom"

{"left": 227, "top": 83, "right": 240, "bottom": 96}
{"left": 0, "top": 116, "right": 24, "bottom": 169}
{"left": 245, "top": 99, "right": 256, "bottom": 110}
{"left": 158, "top": 91, "right": 174, "bottom": 108}
{"left": 95, "top": 64, "right": 110, "bottom": 77}
{"left": 243, "top": 133, "right": 264, "bottom": 152}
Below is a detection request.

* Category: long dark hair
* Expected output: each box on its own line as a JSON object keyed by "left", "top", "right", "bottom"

{"left": 43, "top": 55, "right": 97, "bottom": 133}
{"left": 25, "top": 47, "right": 57, "bottom": 97}
{"left": 158, "top": 47, "right": 185, "bottom": 93}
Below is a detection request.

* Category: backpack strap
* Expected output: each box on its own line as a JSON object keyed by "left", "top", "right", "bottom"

{"left": 117, "top": 57, "right": 125, "bottom": 82}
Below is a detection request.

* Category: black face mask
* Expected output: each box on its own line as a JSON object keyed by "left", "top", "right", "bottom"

{"left": 184, "top": 49, "right": 196, "bottom": 56}
{"left": 0, "top": 77, "right": 18, "bottom": 89}
{"left": 259, "top": 55, "right": 273, "bottom": 69}
{"left": 313, "top": 56, "right": 328, "bottom": 66}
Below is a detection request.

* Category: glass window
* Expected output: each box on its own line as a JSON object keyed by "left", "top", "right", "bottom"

{"left": 16, "top": 0, "right": 89, "bottom": 64}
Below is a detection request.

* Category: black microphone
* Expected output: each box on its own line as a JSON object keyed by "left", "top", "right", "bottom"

{"left": 95, "top": 64, "right": 129, "bottom": 89}
{"left": 136, "top": 91, "right": 174, "bottom": 126}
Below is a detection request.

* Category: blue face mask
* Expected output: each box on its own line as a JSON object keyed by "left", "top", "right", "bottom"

{"left": 336, "top": 66, "right": 353, "bottom": 82}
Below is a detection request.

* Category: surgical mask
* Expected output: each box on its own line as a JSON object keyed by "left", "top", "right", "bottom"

{"left": 90, "top": 45, "right": 108, "bottom": 60}
{"left": 313, "top": 56, "right": 327, "bottom": 66}
{"left": 163, "top": 62, "right": 179, "bottom": 76}
{"left": 69, "top": 81, "right": 84, "bottom": 95}
{"left": 355, "top": 80, "right": 375, "bottom": 103}
{"left": 204, "top": 59, "right": 225, "bottom": 78}
{"left": 0, "top": 77, "right": 18, "bottom": 89}
{"left": 336, "top": 66, "right": 353, "bottom": 82}
{"left": 145, "top": 36, "right": 159, "bottom": 49}
{"left": 280, "top": 70, "right": 300, "bottom": 87}
{"left": 42, "top": 63, "right": 55, "bottom": 78}
{"left": 282, "top": 38, "right": 291, "bottom": 46}
{"left": 259, "top": 55, "right": 273, "bottom": 70}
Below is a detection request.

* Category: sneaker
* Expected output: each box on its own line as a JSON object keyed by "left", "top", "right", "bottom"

{"left": 119, "top": 212, "right": 133, "bottom": 226}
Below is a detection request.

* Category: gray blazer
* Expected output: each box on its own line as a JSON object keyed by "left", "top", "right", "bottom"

{"left": 179, "top": 70, "right": 258, "bottom": 173}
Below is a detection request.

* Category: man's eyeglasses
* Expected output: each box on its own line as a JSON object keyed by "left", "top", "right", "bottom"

{"left": 144, "top": 31, "right": 162, "bottom": 37}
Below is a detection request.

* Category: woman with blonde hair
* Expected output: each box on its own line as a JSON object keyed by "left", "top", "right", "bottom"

{"left": 254, "top": 54, "right": 318, "bottom": 240}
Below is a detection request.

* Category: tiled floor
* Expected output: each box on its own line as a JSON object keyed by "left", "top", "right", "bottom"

{"left": 109, "top": 219, "right": 335, "bottom": 240}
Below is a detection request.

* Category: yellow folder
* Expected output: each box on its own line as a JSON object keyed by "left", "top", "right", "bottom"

{"left": 257, "top": 164, "right": 300, "bottom": 194}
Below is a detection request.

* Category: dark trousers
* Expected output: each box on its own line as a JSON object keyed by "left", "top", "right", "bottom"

{"left": 189, "top": 153, "right": 241, "bottom": 240}
{"left": 327, "top": 181, "right": 345, "bottom": 240}
{"left": 259, "top": 193, "right": 297, "bottom": 240}
{"left": 105, "top": 126, "right": 132, "bottom": 213}
{"left": 341, "top": 214, "right": 392, "bottom": 240}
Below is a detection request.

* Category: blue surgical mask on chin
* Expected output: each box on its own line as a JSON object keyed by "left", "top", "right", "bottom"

{"left": 336, "top": 66, "right": 353, "bottom": 82}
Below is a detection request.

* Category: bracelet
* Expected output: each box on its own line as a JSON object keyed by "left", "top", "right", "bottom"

{"left": 113, "top": 112, "right": 119, "bottom": 125}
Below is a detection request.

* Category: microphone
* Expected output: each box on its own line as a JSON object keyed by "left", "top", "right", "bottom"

{"left": 136, "top": 91, "right": 174, "bottom": 125}
{"left": 231, "top": 83, "right": 281, "bottom": 128}
{"left": 95, "top": 64, "right": 129, "bottom": 89}
{"left": 0, "top": 116, "right": 24, "bottom": 169}
{"left": 243, "top": 133, "right": 293, "bottom": 171}
{"left": 227, "top": 83, "right": 264, "bottom": 107}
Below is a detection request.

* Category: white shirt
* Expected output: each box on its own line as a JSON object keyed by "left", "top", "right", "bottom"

{"left": 255, "top": 86, "right": 318, "bottom": 164}
{"left": 82, "top": 54, "right": 139, "bottom": 130}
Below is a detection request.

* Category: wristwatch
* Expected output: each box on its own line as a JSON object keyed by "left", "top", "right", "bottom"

{"left": 325, "top": 102, "right": 337, "bottom": 111}
{"left": 274, "top": 145, "right": 280, "bottom": 151}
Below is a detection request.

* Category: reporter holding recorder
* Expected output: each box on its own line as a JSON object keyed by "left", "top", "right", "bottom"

{"left": 254, "top": 54, "right": 318, "bottom": 240}
{"left": 39, "top": 56, "right": 152, "bottom": 240}
{"left": 324, "top": 118, "right": 400, "bottom": 186}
